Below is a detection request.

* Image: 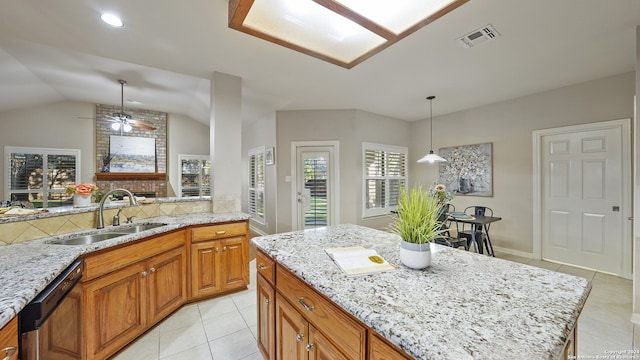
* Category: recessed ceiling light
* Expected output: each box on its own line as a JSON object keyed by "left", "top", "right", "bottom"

{"left": 100, "top": 13, "right": 124, "bottom": 28}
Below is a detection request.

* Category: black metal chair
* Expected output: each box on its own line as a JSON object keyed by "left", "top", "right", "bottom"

{"left": 456, "top": 206, "right": 494, "bottom": 255}
{"left": 434, "top": 204, "right": 468, "bottom": 250}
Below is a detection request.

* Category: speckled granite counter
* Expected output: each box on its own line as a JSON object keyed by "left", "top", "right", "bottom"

{"left": 252, "top": 224, "right": 591, "bottom": 360}
{"left": 0, "top": 211, "right": 249, "bottom": 329}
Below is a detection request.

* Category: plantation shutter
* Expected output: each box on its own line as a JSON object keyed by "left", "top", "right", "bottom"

{"left": 362, "top": 143, "right": 407, "bottom": 217}
{"left": 248, "top": 147, "right": 265, "bottom": 223}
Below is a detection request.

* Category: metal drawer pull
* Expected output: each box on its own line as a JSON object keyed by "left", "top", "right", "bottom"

{"left": 223, "top": 246, "right": 227, "bottom": 251}
{"left": 229, "top": 245, "right": 239, "bottom": 249}
{"left": 265, "top": 298, "right": 270, "bottom": 304}
{"left": 141, "top": 271, "right": 147, "bottom": 277}
{"left": 305, "top": 343, "right": 314, "bottom": 351}
{"left": 215, "top": 247, "right": 220, "bottom": 252}
{"left": 202, "top": 249, "right": 212, "bottom": 254}
{"left": 215, "top": 230, "right": 227, "bottom": 235}
{"left": 298, "top": 297, "right": 315, "bottom": 311}
{"left": 4, "top": 347, "right": 17, "bottom": 360}
{"left": 258, "top": 263, "right": 268, "bottom": 270}
{"left": 296, "top": 333, "right": 304, "bottom": 342}
{"left": 150, "top": 267, "right": 156, "bottom": 273}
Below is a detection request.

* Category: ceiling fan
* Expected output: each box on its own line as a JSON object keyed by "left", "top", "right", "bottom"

{"left": 108, "top": 79, "right": 156, "bottom": 131}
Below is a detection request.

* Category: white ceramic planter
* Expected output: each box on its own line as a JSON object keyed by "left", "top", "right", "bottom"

{"left": 399, "top": 240, "right": 432, "bottom": 269}
{"left": 73, "top": 193, "right": 92, "bottom": 207}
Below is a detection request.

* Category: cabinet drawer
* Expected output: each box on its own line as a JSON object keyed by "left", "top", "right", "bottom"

{"left": 83, "top": 230, "right": 186, "bottom": 281}
{"left": 191, "top": 221, "right": 247, "bottom": 242}
{"left": 256, "top": 250, "right": 275, "bottom": 285}
{"left": 276, "top": 265, "right": 365, "bottom": 360}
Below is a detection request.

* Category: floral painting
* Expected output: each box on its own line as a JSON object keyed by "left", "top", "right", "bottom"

{"left": 438, "top": 143, "right": 492, "bottom": 197}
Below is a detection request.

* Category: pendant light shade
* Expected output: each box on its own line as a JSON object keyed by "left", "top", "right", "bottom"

{"left": 417, "top": 96, "right": 447, "bottom": 163}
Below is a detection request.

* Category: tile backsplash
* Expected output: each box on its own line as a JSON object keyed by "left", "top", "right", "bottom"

{"left": 0, "top": 199, "right": 213, "bottom": 246}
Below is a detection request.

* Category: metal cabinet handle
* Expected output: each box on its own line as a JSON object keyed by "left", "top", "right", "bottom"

{"left": 201, "top": 249, "right": 212, "bottom": 254}
{"left": 265, "top": 298, "right": 270, "bottom": 304}
{"left": 229, "top": 245, "right": 239, "bottom": 249}
{"left": 296, "top": 333, "right": 304, "bottom": 342}
{"left": 223, "top": 246, "right": 227, "bottom": 251}
{"left": 150, "top": 267, "right": 156, "bottom": 273}
{"left": 141, "top": 271, "right": 148, "bottom": 277}
{"left": 215, "top": 230, "right": 227, "bottom": 235}
{"left": 3, "top": 347, "right": 17, "bottom": 360}
{"left": 215, "top": 247, "right": 219, "bottom": 252}
{"left": 258, "top": 263, "right": 268, "bottom": 270}
{"left": 298, "top": 297, "right": 315, "bottom": 311}
{"left": 305, "top": 343, "right": 314, "bottom": 351}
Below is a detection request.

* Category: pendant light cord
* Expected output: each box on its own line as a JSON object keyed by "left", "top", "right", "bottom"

{"left": 427, "top": 95, "right": 435, "bottom": 151}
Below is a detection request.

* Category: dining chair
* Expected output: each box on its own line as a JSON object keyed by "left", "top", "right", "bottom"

{"left": 434, "top": 204, "right": 468, "bottom": 250}
{"left": 456, "top": 206, "right": 494, "bottom": 255}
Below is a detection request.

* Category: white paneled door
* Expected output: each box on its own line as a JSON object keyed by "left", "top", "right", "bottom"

{"left": 538, "top": 120, "right": 631, "bottom": 277}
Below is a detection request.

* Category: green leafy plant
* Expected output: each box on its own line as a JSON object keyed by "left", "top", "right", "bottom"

{"left": 388, "top": 186, "right": 447, "bottom": 244}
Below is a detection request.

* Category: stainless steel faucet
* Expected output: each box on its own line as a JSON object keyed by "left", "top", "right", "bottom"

{"left": 97, "top": 188, "right": 138, "bottom": 229}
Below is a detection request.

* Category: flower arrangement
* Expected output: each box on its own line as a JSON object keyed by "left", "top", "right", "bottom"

{"left": 429, "top": 182, "right": 454, "bottom": 203}
{"left": 66, "top": 183, "right": 98, "bottom": 196}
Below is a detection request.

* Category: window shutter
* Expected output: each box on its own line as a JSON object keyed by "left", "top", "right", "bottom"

{"left": 362, "top": 143, "right": 407, "bottom": 217}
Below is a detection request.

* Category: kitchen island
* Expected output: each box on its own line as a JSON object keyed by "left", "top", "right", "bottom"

{"left": 252, "top": 224, "right": 591, "bottom": 360}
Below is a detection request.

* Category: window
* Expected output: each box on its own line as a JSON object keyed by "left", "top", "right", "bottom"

{"left": 5, "top": 146, "right": 81, "bottom": 208}
{"left": 362, "top": 143, "right": 407, "bottom": 218}
{"left": 248, "top": 146, "right": 266, "bottom": 224}
{"left": 178, "top": 154, "right": 211, "bottom": 197}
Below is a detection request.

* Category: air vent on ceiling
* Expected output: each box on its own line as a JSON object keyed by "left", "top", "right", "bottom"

{"left": 457, "top": 24, "right": 500, "bottom": 48}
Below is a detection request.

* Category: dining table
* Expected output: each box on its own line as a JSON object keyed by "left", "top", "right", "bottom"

{"left": 447, "top": 213, "right": 502, "bottom": 256}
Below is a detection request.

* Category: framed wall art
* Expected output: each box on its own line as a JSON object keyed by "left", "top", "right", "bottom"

{"left": 109, "top": 135, "right": 157, "bottom": 173}
{"left": 265, "top": 147, "right": 275, "bottom": 166}
{"left": 438, "top": 142, "right": 493, "bottom": 197}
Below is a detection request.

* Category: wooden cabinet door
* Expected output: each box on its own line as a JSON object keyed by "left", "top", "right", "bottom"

{"left": 308, "top": 325, "right": 348, "bottom": 360}
{"left": 0, "top": 317, "right": 18, "bottom": 360}
{"left": 368, "top": 332, "right": 410, "bottom": 360}
{"left": 148, "top": 246, "right": 187, "bottom": 326}
{"left": 191, "top": 241, "right": 221, "bottom": 298}
{"left": 220, "top": 236, "right": 248, "bottom": 290}
{"left": 83, "top": 261, "right": 147, "bottom": 360}
{"left": 41, "top": 283, "right": 82, "bottom": 360}
{"left": 276, "top": 293, "right": 308, "bottom": 360}
{"left": 257, "top": 275, "right": 275, "bottom": 360}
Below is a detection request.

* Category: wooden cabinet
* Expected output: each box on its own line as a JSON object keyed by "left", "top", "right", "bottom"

{"left": 257, "top": 274, "right": 275, "bottom": 360}
{"left": 82, "top": 231, "right": 187, "bottom": 360}
{"left": 190, "top": 221, "right": 249, "bottom": 299}
{"left": 0, "top": 317, "right": 18, "bottom": 360}
{"left": 368, "top": 333, "right": 410, "bottom": 360}
{"left": 276, "top": 265, "right": 365, "bottom": 360}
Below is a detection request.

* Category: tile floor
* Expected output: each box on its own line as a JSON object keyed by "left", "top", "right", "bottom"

{"left": 112, "top": 253, "right": 634, "bottom": 360}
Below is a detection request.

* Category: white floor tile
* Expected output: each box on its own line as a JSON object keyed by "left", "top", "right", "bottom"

{"left": 159, "top": 322, "right": 208, "bottom": 359}
{"left": 113, "top": 327, "right": 159, "bottom": 360}
{"left": 160, "top": 343, "right": 213, "bottom": 360}
{"left": 198, "top": 295, "right": 238, "bottom": 320}
{"left": 209, "top": 328, "right": 259, "bottom": 360}
{"left": 203, "top": 309, "right": 248, "bottom": 341}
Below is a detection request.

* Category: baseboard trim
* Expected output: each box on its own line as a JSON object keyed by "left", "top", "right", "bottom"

{"left": 492, "top": 246, "right": 534, "bottom": 259}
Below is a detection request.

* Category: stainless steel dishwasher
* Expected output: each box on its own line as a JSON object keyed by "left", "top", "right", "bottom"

{"left": 19, "top": 258, "right": 83, "bottom": 360}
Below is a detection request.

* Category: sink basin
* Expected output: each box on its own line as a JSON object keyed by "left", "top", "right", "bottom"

{"left": 50, "top": 232, "right": 126, "bottom": 246}
{"left": 111, "top": 223, "right": 167, "bottom": 233}
{"left": 49, "top": 223, "right": 168, "bottom": 245}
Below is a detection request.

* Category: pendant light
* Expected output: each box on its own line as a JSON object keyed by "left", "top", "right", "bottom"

{"left": 417, "top": 95, "right": 447, "bottom": 163}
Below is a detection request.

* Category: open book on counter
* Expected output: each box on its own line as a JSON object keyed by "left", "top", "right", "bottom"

{"left": 325, "top": 246, "right": 396, "bottom": 275}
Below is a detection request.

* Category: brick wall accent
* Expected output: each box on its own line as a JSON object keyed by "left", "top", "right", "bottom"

{"left": 95, "top": 104, "right": 168, "bottom": 197}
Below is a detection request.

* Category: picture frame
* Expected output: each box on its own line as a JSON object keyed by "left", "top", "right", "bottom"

{"left": 265, "top": 147, "right": 275, "bottom": 166}
{"left": 109, "top": 135, "right": 157, "bottom": 173}
{"left": 438, "top": 142, "right": 493, "bottom": 197}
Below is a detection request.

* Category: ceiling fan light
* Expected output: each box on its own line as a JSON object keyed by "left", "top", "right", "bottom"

{"left": 111, "top": 122, "right": 121, "bottom": 131}
{"left": 123, "top": 123, "right": 132, "bottom": 132}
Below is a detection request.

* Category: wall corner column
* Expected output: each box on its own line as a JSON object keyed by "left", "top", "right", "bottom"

{"left": 210, "top": 72, "right": 242, "bottom": 213}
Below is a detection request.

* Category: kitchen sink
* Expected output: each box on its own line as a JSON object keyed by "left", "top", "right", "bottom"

{"left": 49, "top": 232, "right": 128, "bottom": 246}
{"left": 111, "top": 223, "right": 168, "bottom": 233}
{"left": 49, "top": 223, "right": 168, "bottom": 245}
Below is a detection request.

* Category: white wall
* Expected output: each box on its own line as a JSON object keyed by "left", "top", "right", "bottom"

{"left": 0, "top": 101, "right": 95, "bottom": 196}
{"left": 410, "top": 72, "right": 635, "bottom": 254}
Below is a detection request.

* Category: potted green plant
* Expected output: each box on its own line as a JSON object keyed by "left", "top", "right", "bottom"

{"left": 388, "top": 185, "right": 447, "bottom": 269}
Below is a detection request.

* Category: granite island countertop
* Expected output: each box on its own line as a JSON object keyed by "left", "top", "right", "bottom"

{"left": 0, "top": 212, "right": 249, "bottom": 329}
{"left": 252, "top": 224, "right": 592, "bottom": 360}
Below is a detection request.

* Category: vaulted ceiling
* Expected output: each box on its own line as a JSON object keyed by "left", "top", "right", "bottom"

{"left": 0, "top": 0, "right": 638, "bottom": 126}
